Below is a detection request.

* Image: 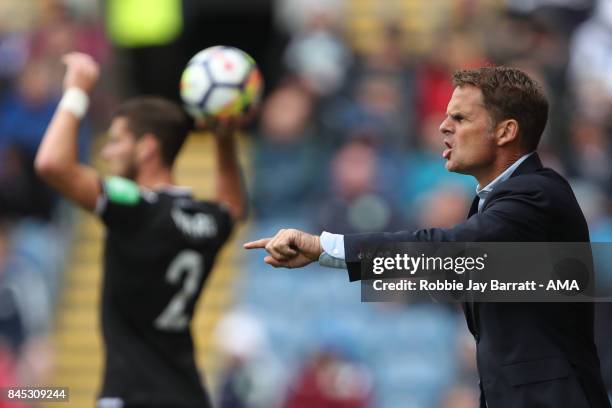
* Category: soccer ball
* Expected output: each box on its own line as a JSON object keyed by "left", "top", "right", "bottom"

{"left": 180, "top": 46, "right": 263, "bottom": 119}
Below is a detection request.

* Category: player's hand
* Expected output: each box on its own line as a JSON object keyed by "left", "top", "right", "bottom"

{"left": 243, "top": 229, "right": 323, "bottom": 269}
{"left": 61, "top": 52, "right": 100, "bottom": 94}
{"left": 195, "top": 108, "right": 257, "bottom": 139}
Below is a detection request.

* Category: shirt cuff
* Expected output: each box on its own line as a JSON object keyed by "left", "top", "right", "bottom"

{"left": 320, "top": 231, "right": 345, "bottom": 259}
{"left": 318, "top": 232, "right": 347, "bottom": 269}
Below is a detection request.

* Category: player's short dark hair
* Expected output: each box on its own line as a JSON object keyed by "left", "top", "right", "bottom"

{"left": 452, "top": 67, "right": 549, "bottom": 151}
{"left": 113, "top": 97, "right": 191, "bottom": 167}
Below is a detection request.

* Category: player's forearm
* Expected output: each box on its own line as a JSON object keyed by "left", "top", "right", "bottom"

{"left": 213, "top": 135, "right": 246, "bottom": 221}
{"left": 35, "top": 108, "right": 82, "bottom": 184}
{"left": 34, "top": 54, "right": 101, "bottom": 211}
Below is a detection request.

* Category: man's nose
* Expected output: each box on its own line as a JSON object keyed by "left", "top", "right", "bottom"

{"left": 439, "top": 117, "right": 452, "bottom": 135}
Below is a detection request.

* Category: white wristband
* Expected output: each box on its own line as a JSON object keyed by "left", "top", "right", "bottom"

{"left": 58, "top": 87, "right": 89, "bottom": 119}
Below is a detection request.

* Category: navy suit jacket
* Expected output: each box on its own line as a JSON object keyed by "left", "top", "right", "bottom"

{"left": 344, "top": 153, "right": 610, "bottom": 408}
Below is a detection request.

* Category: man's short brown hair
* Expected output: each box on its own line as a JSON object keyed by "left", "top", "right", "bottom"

{"left": 452, "top": 67, "right": 549, "bottom": 151}
{"left": 113, "top": 97, "right": 191, "bottom": 167}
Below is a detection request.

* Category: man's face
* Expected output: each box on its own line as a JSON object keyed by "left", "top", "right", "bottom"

{"left": 101, "top": 117, "right": 138, "bottom": 179}
{"left": 439, "top": 86, "right": 497, "bottom": 177}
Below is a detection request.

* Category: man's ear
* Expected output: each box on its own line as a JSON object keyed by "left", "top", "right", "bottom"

{"left": 495, "top": 119, "right": 519, "bottom": 147}
{"left": 135, "top": 133, "right": 160, "bottom": 164}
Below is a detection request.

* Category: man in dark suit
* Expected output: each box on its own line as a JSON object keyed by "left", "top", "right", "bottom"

{"left": 244, "top": 67, "right": 611, "bottom": 407}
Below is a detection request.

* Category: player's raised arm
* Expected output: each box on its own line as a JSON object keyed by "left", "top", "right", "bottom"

{"left": 35, "top": 52, "right": 100, "bottom": 211}
{"left": 210, "top": 119, "right": 247, "bottom": 222}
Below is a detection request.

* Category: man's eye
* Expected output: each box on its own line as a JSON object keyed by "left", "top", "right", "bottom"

{"left": 452, "top": 115, "right": 464, "bottom": 122}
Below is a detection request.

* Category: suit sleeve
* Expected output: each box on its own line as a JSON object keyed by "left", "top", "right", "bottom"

{"left": 344, "top": 178, "right": 551, "bottom": 281}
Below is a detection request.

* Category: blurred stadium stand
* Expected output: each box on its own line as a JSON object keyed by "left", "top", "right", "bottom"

{"left": 2, "top": 0, "right": 612, "bottom": 407}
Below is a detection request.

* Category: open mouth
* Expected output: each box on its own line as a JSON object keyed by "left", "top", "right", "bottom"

{"left": 443, "top": 140, "right": 452, "bottom": 160}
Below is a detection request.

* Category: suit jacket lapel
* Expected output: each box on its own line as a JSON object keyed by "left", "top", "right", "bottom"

{"left": 463, "top": 195, "right": 481, "bottom": 337}
{"left": 468, "top": 195, "right": 480, "bottom": 218}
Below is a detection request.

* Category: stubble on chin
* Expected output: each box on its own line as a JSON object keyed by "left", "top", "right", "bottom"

{"left": 124, "top": 163, "right": 138, "bottom": 181}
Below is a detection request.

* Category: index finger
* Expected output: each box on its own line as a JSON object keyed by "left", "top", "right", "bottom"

{"left": 243, "top": 237, "right": 272, "bottom": 249}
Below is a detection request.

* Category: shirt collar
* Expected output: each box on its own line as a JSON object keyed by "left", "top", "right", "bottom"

{"left": 476, "top": 151, "right": 535, "bottom": 202}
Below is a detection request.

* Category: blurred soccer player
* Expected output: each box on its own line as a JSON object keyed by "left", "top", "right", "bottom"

{"left": 35, "top": 53, "right": 246, "bottom": 408}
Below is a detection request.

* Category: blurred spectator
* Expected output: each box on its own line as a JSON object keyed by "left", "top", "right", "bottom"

{"left": 353, "top": 75, "right": 410, "bottom": 150}
{"left": 568, "top": 0, "right": 612, "bottom": 123}
{"left": 215, "top": 309, "right": 287, "bottom": 408}
{"left": 0, "top": 218, "right": 67, "bottom": 399}
{"left": 488, "top": 10, "right": 581, "bottom": 161}
{"left": 29, "top": 0, "right": 77, "bottom": 63}
{"left": 0, "top": 59, "right": 61, "bottom": 154}
{"left": 29, "top": 0, "right": 109, "bottom": 81}
{"left": 414, "top": 186, "right": 471, "bottom": 230}
{"left": 0, "top": 1, "right": 39, "bottom": 33}
{"left": 320, "top": 73, "right": 411, "bottom": 151}
{"left": 566, "top": 117, "right": 611, "bottom": 185}
{"left": 0, "top": 58, "right": 91, "bottom": 160}
{"left": 316, "top": 139, "right": 404, "bottom": 234}
{"left": 282, "top": 1, "right": 352, "bottom": 96}
{"left": 506, "top": 0, "right": 592, "bottom": 13}
{"left": 275, "top": 0, "right": 344, "bottom": 35}
{"left": 571, "top": 180, "right": 612, "bottom": 243}
{"left": 506, "top": 0, "right": 594, "bottom": 34}
{"left": 414, "top": 61, "right": 454, "bottom": 130}
{"left": 590, "top": 197, "right": 612, "bottom": 244}
{"left": 0, "top": 31, "right": 28, "bottom": 93}
{"left": 358, "top": 22, "right": 411, "bottom": 75}
{"left": 486, "top": 12, "right": 541, "bottom": 64}
{"left": 0, "top": 0, "right": 38, "bottom": 93}
{"left": 0, "top": 342, "right": 20, "bottom": 408}
{"left": 504, "top": 59, "right": 571, "bottom": 163}
{"left": 0, "top": 146, "right": 55, "bottom": 221}
{"left": 20, "top": 0, "right": 111, "bottom": 128}
{"left": 0, "top": 287, "right": 25, "bottom": 358}
{"left": 283, "top": 348, "right": 373, "bottom": 408}
{"left": 415, "top": 28, "right": 486, "bottom": 128}
{"left": 0, "top": 59, "right": 91, "bottom": 205}
{"left": 251, "top": 81, "right": 324, "bottom": 221}
{"left": 342, "top": 22, "right": 417, "bottom": 146}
